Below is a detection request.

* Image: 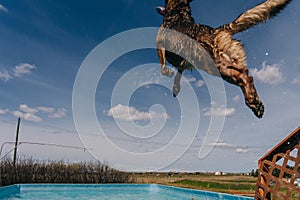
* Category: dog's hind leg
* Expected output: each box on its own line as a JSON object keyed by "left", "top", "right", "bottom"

{"left": 157, "top": 48, "right": 175, "bottom": 77}
{"left": 173, "top": 69, "right": 183, "bottom": 97}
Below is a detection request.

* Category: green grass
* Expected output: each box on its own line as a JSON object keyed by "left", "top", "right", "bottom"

{"left": 172, "top": 179, "right": 255, "bottom": 192}
{"left": 216, "top": 179, "right": 255, "bottom": 184}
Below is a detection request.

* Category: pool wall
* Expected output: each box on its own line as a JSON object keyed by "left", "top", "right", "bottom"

{"left": 0, "top": 184, "right": 21, "bottom": 198}
{"left": 0, "top": 184, "right": 253, "bottom": 200}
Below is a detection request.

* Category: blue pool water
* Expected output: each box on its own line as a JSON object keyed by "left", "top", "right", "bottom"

{"left": 0, "top": 184, "right": 253, "bottom": 200}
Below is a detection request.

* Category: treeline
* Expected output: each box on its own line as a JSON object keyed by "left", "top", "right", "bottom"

{"left": 0, "top": 158, "right": 132, "bottom": 187}
{"left": 251, "top": 165, "right": 300, "bottom": 178}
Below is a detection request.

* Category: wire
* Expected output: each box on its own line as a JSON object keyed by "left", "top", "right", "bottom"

{"left": 0, "top": 141, "right": 91, "bottom": 161}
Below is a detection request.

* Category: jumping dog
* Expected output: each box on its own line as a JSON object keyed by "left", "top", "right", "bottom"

{"left": 156, "top": 0, "right": 292, "bottom": 118}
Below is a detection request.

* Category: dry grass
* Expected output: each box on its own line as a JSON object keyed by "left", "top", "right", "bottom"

{"left": 0, "top": 158, "right": 132, "bottom": 187}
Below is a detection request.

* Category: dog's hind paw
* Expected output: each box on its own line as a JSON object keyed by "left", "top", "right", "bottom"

{"left": 173, "top": 84, "right": 181, "bottom": 97}
{"left": 161, "top": 67, "right": 175, "bottom": 77}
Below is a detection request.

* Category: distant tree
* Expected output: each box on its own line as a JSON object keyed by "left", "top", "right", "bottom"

{"left": 255, "top": 169, "right": 259, "bottom": 177}
{"left": 272, "top": 168, "right": 280, "bottom": 177}
{"left": 272, "top": 165, "right": 293, "bottom": 178}
{"left": 251, "top": 169, "right": 259, "bottom": 177}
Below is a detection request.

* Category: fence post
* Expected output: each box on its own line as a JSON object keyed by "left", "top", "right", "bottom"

{"left": 13, "top": 118, "right": 21, "bottom": 167}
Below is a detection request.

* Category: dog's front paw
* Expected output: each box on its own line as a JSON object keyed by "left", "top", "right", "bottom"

{"left": 253, "top": 101, "right": 264, "bottom": 119}
{"left": 161, "top": 67, "right": 175, "bottom": 77}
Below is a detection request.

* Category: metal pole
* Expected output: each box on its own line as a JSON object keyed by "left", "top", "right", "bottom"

{"left": 13, "top": 118, "right": 21, "bottom": 167}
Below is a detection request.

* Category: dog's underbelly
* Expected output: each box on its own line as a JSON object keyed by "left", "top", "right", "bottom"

{"left": 164, "top": 38, "right": 219, "bottom": 76}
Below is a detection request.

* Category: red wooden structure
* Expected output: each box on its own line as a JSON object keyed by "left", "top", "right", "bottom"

{"left": 255, "top": 127, "right": 300, "bottom": 200}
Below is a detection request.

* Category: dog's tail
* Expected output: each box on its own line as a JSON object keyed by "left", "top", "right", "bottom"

{"left": 218, "top": 0, "right": 292, "bottom": 34}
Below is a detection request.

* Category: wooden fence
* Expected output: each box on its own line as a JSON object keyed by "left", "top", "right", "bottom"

{"left": 255, "top": 127, "right": 300, "bottom": 200}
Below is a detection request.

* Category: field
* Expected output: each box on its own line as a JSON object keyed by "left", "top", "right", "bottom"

{"left": 132, "top": 172, "right": 257, "bottom": 197}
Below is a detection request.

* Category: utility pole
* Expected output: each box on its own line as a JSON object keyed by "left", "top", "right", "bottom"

{"left": 13, "top": 117, "right": 21, "bottom": 167}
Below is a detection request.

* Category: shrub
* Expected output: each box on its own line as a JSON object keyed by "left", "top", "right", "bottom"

{"left": 0, "top": 158, "right": 132, "bottom": 186}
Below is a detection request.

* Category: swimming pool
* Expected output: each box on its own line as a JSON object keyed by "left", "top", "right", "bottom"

{"left": 0, "top": 184, "right": 253, "bottom": 200}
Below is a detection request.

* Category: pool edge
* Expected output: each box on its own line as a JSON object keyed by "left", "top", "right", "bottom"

{"left": 0, "top": 183, "right": 253, "bottom": 199}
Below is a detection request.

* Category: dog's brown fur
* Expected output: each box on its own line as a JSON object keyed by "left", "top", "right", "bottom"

{"left": 156, "top": 0, "right": 292, "bottom": 118}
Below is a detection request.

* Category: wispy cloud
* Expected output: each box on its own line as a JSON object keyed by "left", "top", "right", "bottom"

{"left": 49, "top": 108, "right": 67, "bottom": 119}
{"left": 0, "top": 108, "right": 8, "bottom": 115}
{"left": 38, "top": 106, "right": 67, "bottom": 119}
{"left": 106, "top": 104, "right": 169, "bottom": 121}
{"left": 0, "top": 70, "right": 13, "bottom": 82}
{"left": 38, "top": 106, "right": 55, "bottom": 113}
{"left": 0, "top": 63, "right": 36, "bottom": 82}
{"left": 182, "top": 76, "right": 197, "bottom": 83}
{"left": 203, "top": 104, "right": 235, "bottom": 117}
{"left": 20, "top": 104, "right": 38, "bottom": 114}
{"left": 212, "top": 141, "right": 235, "bottom": 148}
{"left": 232, "top": 95, "right": 241, "bottom": 102}
{"left": 1, "top": 104, "right": 67, "bottom": 122}
{"left": 13, "top": 63, "right": 36, "bottom": 77}
{"left": 12, "top": 111, "right": 42, "bottom": 122}
{"left": 194, "top": 80, "right": 205, "bottom": 88}
{"left": 0, "top": 4, "right": 8, "bottom": 13}
{"left": 235, "top": 148, "right": 249, "bottom": 153}
{"left": 250, "top": 61, "right": 284, "bottom": 85}
{"left": 210, "top": 140, "right": 250, "bottom": 154}
{"left": 291, "top": 76, "right": 300, "bottom": 85}
{"left": 182, "top": 75, "right": 205, "bottom": 88}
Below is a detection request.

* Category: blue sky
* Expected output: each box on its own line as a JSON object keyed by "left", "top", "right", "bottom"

{"left": 0, "top": 0, "right": 300, "bottom": 172}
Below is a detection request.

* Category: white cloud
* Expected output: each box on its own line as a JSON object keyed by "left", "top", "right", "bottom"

{"left": 12, "top": 111, "right": 42, "bottom": 122}
{"left": 38, "top": 106, "right": 55, "bottom": 113}
{"left": 210, "top": 140, "right": 250, "bottom": 154}
{"left": 0, "top": 70, "right": 13, "bottom": 82}
{"left": 212, "top": 141, "right": 235, "bottom": 148}
{"left": 236, "top": 148, "right": 249, "bottom": 153}
{"left": 0, "top": 4, "right": 8, "bottom": 13}
{"left": 232, "top": 95, "right": 241, "bottom": 102}
{"left": 250, "top": 62, "right": 284, "bottom": 85}
{"left": 291, "top": 77, "right": 300, "bottom": 85}
{"left": 194, "top": 80, "right": 205, "bottom": 88}
{"left": 49, "top": 108, "right": 67, "bottom": 119}
{"left": 20, "top": 104, "right": 38, "bottom": 114}
{"left": 7, "top": 105, "right": 67, "bottom": 122}
{"left": 0, "top": 63, "right": 36, "bottom": 82}
{"left": 11, "top": 111, "right": 23, "bottom": 118}
{"left": 203, "top": 106, "right": 235, "bottom": 117}
{"left": 210, "top": 101, "right": 217, "bottom": 106}
{"left": 182, "top": 76, "right": 205, "bottom": 88}
{"left": 0, "top": 108, "right": 8, "bottom": 114}
{"left": 183, "top": 76, "right": 197, "bottom": 83}
{"left": 106, "top": 104, "right": 169, "bottom": 121}
{"left": 13, "top": 63, "right": 36, "bottom": 77}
